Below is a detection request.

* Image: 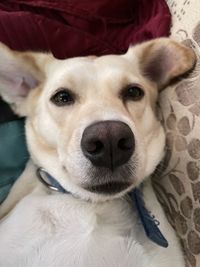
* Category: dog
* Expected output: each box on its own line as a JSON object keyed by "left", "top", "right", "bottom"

{"left": 0, "top": 38, "right": 196, "bottom": 267}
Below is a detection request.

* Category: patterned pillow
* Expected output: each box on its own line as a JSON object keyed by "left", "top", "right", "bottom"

{"left": 153, "top": 1, "right": 200, "bottom": 266}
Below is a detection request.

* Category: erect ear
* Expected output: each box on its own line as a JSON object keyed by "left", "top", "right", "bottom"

{"left": 0, "top": 42, "right": 51, "bottom": 115}
{"left": 126, "top": 38, "right": 196, "bottom": 89}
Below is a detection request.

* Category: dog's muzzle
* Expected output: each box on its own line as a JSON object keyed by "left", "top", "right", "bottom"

{"left": 81, "top": 120, "right": 135, "bottom": 194}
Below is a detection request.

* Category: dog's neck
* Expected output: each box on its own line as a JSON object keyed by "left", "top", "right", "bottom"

{"left": 36, "top": 167, "right": 168, "bottom": 248}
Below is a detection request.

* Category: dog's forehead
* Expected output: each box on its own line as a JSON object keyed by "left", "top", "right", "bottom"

{"left": 47, "top": 54, "right": 139, "bottom": 86}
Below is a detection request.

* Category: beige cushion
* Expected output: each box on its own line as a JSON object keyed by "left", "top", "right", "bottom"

{"left": 153, "top": 1, "right": 200, "bottom": 266}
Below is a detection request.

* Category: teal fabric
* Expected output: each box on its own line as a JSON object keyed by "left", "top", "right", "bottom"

{"left": 0, "top": 119, "right": 29, "bottom": 203}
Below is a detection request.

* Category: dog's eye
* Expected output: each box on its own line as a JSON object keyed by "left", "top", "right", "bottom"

{"left": 51, "top": 89, "right": 74, "bottom": 106}
{"left": 121, "top": 85, "right": 144, "bottom": 101}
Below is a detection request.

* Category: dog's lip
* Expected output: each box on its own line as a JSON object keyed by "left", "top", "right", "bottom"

{"left": 84, "top": 181, "right": 131, "bottom": 195}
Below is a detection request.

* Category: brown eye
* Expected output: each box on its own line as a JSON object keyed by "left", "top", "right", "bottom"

{"left": 51, "top": 89, "right": 75, "bottom": 106}
{"left": 121, "top": 85, "right": 144, "bottom": 101}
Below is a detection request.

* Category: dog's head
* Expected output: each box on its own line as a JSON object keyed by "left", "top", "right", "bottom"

{"left": 0, "top": 39, "right": 195, "bottom": 201}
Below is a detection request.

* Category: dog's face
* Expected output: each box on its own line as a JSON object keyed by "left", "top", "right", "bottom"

{"left": 0, "top": 39, "right": 195, "bottom": 201}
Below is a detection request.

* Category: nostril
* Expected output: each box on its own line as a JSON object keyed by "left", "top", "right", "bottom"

{"left": 86, "top": 140, "right": 104, "bottom": 154}
{"left": 118, "top": 138, "right": 134, "bottom": 150}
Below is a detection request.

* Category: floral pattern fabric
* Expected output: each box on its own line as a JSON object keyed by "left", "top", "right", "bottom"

{"left": 153, "top": 1, "right": 200, "bottom": 266}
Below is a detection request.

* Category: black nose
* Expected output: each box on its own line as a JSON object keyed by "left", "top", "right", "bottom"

{"left": 81, "top": 121, "right": 135, "bottom": 170}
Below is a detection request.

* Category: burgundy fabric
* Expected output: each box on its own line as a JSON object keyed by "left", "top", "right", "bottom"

{"left": 0, "top": 0, "right": 171, "bottom": 59}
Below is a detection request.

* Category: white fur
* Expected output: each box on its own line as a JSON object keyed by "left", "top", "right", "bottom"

{"left": 0, "top": 169, "right": 184, "bottom": 267}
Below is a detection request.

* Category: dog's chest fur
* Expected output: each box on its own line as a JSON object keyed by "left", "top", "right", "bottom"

{"left": 0, "top": 181, "right": 183, "bottom": 267}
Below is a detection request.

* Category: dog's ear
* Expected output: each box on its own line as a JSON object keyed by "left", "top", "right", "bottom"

{"left": 0, "top": 42, "right": 51, "bottom": 115}
{"left": 126, "top": 38, "right": 196, "bottom": 89}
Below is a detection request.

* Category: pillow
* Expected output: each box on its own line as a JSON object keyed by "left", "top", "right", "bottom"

{"left": 153, "top": 1, "right": 200, "bottom": 266}
{"left": 0, "top": 119, "right": 28, "bottom": 203}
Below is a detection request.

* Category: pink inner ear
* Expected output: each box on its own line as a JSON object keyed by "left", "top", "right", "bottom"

{"left": 0, "top": 65, "right": 39, "bottom": 100}
{"left": 143, "top": 47, "right": 174, "bottom": 84}
{"left": 20, "top": 76, "right": 39, "bottom": 96}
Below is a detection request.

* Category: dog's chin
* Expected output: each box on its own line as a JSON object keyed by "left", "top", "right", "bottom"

{"left": 81, "top": 163, "right": 135, "bottom": 196}
{"left": 84, "top": 181, "right": 132, "bottom": 195}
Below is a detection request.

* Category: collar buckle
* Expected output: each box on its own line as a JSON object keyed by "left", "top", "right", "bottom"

{"left": 36, "top": 168, "right": 67, "bottom": 193}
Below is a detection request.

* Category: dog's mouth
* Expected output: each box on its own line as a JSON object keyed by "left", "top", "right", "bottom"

{"left": 84, "top": 181, "right": 131, "bottom": 195}
{"left": 81, "top": 162, "right": 135, "bottom": 195}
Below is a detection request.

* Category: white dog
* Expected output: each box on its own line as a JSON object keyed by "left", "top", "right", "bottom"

{"left": 0, "top": 39, "right": 195, "bottom": 267}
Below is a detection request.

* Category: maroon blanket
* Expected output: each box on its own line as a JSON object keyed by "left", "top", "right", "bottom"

{"left": 0, "top": 0, "right": 171, "bottom": 59}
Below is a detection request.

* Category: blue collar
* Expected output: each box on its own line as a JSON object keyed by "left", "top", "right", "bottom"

{"left": 37, "top": 168, "right": 168, "bottom": 248}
